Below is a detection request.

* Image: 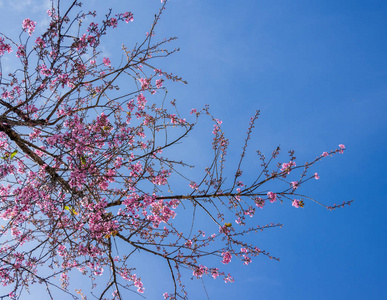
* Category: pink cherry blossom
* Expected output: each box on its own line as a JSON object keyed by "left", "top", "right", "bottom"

{"left": 292, "top": 199, "right": 300, "bottom": 208}
{"left": 339, "top": 144, "right": 346, "bottom": 154}
{"left": 22, "top": 18, "right": 36, "bottom": 35}
{"left": 156, "top": 78, "right": 164, "bottom": 88}
{"left": 139, "top": 77, "right": 151, "bottom": 90}
{"left": 108, "top": 18, "right": 118, "bottom": 28}
{"left": 221, "top": 251, "right": 232, "bottom": 264}
{"left": 267, "top": 191, "right": 277, "bottom": 203}
{"left": 16, "top": 45, "right": 26, "bottom": 57}
{"left": 35, "top": 37, "right": 46, "bottom": 48}
{"left": 121, "top": 12, "right": 134, "bottom": 23}
{"left": 255, "top": 197, "right": 265, "bottom": 208}
{"left": 281, "top": 161, "right": 296, "bottom": 174}
{"left": 102, "top": 57, "right": 111, "bottom": 66}
{"left": 137, "top": 93, "right": 147, "bottom": 110}
{"left": 0, "top": 37, "right": 12, "bottom": 56}
{"left": 211, "top": 268, "right": 220, "bottom": 279}
{"left": 39, "top": 64, "right": 52, "bottom": 76}
{"left": 189, "top": 182, "right": 198, "bottom": 190}
{"left": 193, "top": 265, "right": 208, "bottom": 278}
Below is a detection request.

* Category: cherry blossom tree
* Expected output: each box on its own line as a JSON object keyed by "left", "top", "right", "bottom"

{"left": 0, "top": 0, "right": 352, "bottom": 299}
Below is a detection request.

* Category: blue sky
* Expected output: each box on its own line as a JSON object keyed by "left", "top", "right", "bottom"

{"left": 0, "top": 0, "right": 386, "bottom": 299}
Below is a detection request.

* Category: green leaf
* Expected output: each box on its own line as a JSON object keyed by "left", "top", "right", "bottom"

{"left": 10, "top": 150, "right": 18, "bottom": 159}
{"left": 64, "top": 205, "right": 78, "bottom": 215}
{"left": 1, "top": 150, "right": 18, "bottom": 160}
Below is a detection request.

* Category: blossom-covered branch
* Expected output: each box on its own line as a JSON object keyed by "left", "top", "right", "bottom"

{"left": 0, "top": 1, "right": 350, "bottom": 299}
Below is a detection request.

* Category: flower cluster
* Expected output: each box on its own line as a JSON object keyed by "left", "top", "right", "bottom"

{"left": 221, "top": 251, "right": 232, "bottom": 264}
{"left": 22, "top": 18, "right": 36, "bottom": 35}
{"left": 267, "top": 191, "right": 277, "bottom": 203}
{"left": 0, "top": 37, "right": 12, "bottom": 56}
{"left": 281, "top": 160, "right": 296, "bottom": 175}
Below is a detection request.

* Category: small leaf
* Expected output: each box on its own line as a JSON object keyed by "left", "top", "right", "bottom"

{"left": 10, "top": 150, "right": 18, "bottom": 159}
{"left": 64, "top": 205, "right": 78, "bottom": 215}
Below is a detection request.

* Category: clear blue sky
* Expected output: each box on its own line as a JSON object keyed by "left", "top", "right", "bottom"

{"left": 0, "top": 0, "right": 386, "bottom": 299}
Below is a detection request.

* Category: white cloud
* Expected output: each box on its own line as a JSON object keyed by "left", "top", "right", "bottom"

{"left": 5, "top": 0, "right": 50, "bottom": 13}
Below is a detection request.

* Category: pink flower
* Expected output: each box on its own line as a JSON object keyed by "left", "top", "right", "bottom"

{"left": 109, "top": 18, "right": 118, "bottom": 28}
{"left": 16, "top": 45, "right": 26, "bottom": 58}
{"left": 22, "top": 18, "right": 36, "bottom": 35}
{"left": 29, "top": 128, "right": 41, "bottom": 140}
{"left": 155, "top": 79, "right": 164, "bottom": 88}
{"left": 121, "top": 12, "right": 134, "bottom": 23}
{"left": 224, "top": 274, "right": 234, "bottom": 283}
{"left": 193, "top": 265, "right": 208, "bottom": 278}
{"left": 137, "top": 93, "right": 147, "bottom": 110}
{"left": 291, "top": 181, "right": 299, "bottom": 189}
{"left": 1, "top": 91, "right": 12, "bottom": 99}
{"left": 0, "top": 38, "right": 12, "bottom": 56}
{"left": 131, "top": 274, "right": 144, "bottom": 293}
{"left": 139, "top": 78, "right": 150, "bottom": 90}
{"left": 322, "top": 151, "right": 329, "bottom": 157}
{"left": 211, "top": 268, "right": 220, "bottom": 279}
{"left": 314, "top": 173, "right": 319, "bottom": 180}
{"left": 35, "top": 37, "right": 46, "bottom": 48}
{"left": 339, "top": 144, "right": 345, "bottom": 154}
{"left": 221, "top": 251, "right": 232, "bottom": 264}
{"left": 114, "top": 157, "right": 123, "bottom": 168}
{"left": 292, "top": 199, "right": 300, "bottom": 208}
{"left": 103, "top": 57, "right": 111, "bottom": 67}
{"left": 39, "top": 64, "right": 52, "bottom": 76}
{"left": 281, "top": 161, "right": 296, "bottom": 174}
{"left": 267, "top": 191, "right": 277, "bottom": 203}
{"left": 254, "top": 197, "right": 265, "bottom": 209}
{"left": 189, "top": 182, "right": 198, "bottom": 190}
